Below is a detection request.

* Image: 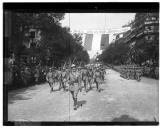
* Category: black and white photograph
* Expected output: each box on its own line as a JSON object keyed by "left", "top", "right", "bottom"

{"left": 3, "top": 2, "right": 159, "bottom": 126}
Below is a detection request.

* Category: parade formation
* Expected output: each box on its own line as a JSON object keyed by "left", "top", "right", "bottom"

{"left": 6, "top": 11, "right": 159, "bottom": 123}
{"left": 45, "top": 62, "right": 106, "bottom": 110}
{"left": 120, "top": 65, "right": 143, "bottom": 81}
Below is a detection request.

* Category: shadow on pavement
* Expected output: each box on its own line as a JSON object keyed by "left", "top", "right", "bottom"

{"left": 8, "top": 93, "right": 32, "bottom": 104}
{"left": 111, "top": 114, "right": 139, "bottom": 122}
{"left": 8, "top": 86, "right": 38, "bottom": 104}
{"left": 77, "top": 100, "right": 87, "bottom": 108}
{"left": 98, "top": 88, "right": 105, "bottom": 92}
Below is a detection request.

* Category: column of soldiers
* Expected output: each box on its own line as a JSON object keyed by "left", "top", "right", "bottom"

{"left": 120, "top": 65, "right": 143, "bottom": 81}
{"left": 45, "top": 64, "right": 106, "bottom": 110}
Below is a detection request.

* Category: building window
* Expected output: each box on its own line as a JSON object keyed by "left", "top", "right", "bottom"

{"left": 150, "top": 26, "right": 155, "bottom": 30}
{"left": 151, "top": 17, "right": 156, "bottom": 20}
{"left": 145, "top": 26, "right": 151, "bottom": 30}
{"left": 145, "top": 35, "right": 154, "bottom": 41}
{"left": 145, "top": 26, "right": 155, "bottom": 31}
{"left": 146, "top": 17, "right": 150, "bottom": 21}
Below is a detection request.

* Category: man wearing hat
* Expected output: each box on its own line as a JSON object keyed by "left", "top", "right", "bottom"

{"left": 59, "top": 67, "right": 67, "bottom": 91}
{"left": 81, "top": 66, "right": 89, "bottom": 92}
{"left": 88, "top": 68, "right": 94, "bottom": 91}
{"left": 46, "top": 67, "right": 54, "bottom": 93}
{"left": 67, "top": 64, "right": 80, "bottom": 110}
{"left": 94, "top": 67, "right": 101, "bottom": 92}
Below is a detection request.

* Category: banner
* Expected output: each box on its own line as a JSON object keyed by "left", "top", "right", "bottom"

{"left": 84, "top": 34, "right": 93, "bottom": 50}
{"left": 100, "top": 34, "right": 109, "bottom": 50}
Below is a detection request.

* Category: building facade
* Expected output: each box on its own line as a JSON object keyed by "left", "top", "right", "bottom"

{"left": 114, "top": 13, "right": 159, "bottom": 65}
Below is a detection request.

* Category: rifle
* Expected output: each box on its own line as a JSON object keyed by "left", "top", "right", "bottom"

{"left": 72, "top": 57, "right": 76, "bottom": 66}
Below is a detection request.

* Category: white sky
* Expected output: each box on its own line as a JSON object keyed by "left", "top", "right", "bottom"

{"left": 60, "top": 13, "right": 136, "bottom": 59}
{"left": 60, "top": 13, "right": 136, "bottom": 31}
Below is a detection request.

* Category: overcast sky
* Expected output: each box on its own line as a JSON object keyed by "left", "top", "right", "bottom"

{"left": 60, "top": 13, "right": 136, "bottom": 31}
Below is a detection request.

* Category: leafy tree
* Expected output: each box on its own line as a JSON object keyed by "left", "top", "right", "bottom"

{"left": 7, "top": 12, "right": 90, "bottom": 89}
{"left": 99, "top": 42, "right": 130, "bottom": 65}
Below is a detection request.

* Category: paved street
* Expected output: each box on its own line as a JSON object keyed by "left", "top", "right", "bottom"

{"left": 8, "top": 69, "right": 159, "bottom": 122}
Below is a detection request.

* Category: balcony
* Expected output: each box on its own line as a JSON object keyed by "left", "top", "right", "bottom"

{"left": 144, "top": 29, "right": 159, "bottom": 34}
{"left": 144, "top": 20, "right": 159, "bottom": 25}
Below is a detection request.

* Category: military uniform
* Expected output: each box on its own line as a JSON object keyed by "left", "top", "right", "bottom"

{"left": 136, "top": 68, "right": 142, "bottom": 81}
{"left": 34, "top": 68, "right": 40, "bottom": 84}
{"left": 100, "top": 68, "right": 105, "bottom": 82}
{"left": 82, "top": 68, "right": 89, "bottom": 92}
{"left": 46, "top": 68, "right": 54, "bottom": 92}
{"left": 88, "top": 69, "right": 93, "bottom": 90}
{"left": 68, "top": 67, "right": 80, "bottom": 110}
{"left": 94, "top": 68, "right": 101, "bottom": 91}
{"left": 77, "top": 67, "right": 83, "bottom": 92}
{"left": 59, "top": 69, "right": 67, "bottom": 91}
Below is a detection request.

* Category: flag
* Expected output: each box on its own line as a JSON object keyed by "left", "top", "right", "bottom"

{"left": 100, "top": 34, "right": 109, "bottom": 50}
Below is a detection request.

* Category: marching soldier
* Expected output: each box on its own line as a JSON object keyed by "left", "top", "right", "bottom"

{"left": 34, "top": 67, "right": 40, "bottom": 84}
{"left": 88, "top": 68, "right": 93, "bottom": 90}
{"left": 77, "top": 66, "right": 83, "bottom": 92}
{"left": 46, "top": 67, "right": 54, "bottom": 93}
{"left": 59, "top": 68, "right": 67, "bottom": 91}
{"left": 136, "top": 67, "right": 142, "bottom": 81}
{"left": 57, "top": 68, "right": 63, "bottom": 91}
{"left": 100, "top": 67, "right": 105, "bottom": 82}
{"left": 126, "top": 67, "right": 130, "bottom": 80}
{"left": 94, "top": 67, "right": 101, "bottom": 92}
{"left": 67, "top": 65, "right": 80, "bottom": 110}
{"left": 81, "top": 67, "right": 89, "bottom": 92}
